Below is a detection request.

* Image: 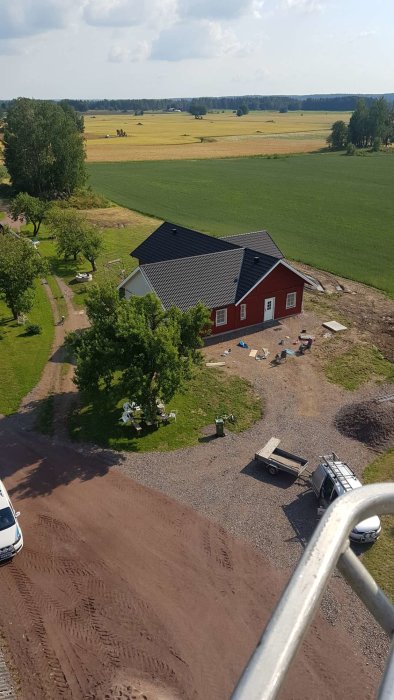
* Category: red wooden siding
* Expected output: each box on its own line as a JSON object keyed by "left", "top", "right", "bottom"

{"left": 210, "top": 263, "right": 304, "bottom": 335}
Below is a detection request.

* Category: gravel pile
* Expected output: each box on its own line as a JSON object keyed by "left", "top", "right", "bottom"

{"left": 335, "top": 399, "right": 394, "bottom": 449}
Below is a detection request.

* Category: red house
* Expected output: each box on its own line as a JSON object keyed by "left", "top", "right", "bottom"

{"left": 118, "top": 222, "right": 311, "bottom": 339}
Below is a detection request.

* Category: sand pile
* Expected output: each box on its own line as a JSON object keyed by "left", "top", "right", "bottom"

{"left": 335, "top": 399, "right": 394, "bottom": 448}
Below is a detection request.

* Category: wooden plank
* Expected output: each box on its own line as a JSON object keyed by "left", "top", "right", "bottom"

{"left": 271, "top": 454, "right": 300, "bottom": 469}
{"left": 206, "top": 362, "right": 225, "bottom": 367}
{"left": 249, "top": 349, "right": 258, "bottom": 358}
{"left": 257, "top": 437, "right": 281, "bottom": 460}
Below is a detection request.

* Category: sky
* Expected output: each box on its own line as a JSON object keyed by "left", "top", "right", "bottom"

{"left": 1, "top": 0, "right": 393, "bottom": 99}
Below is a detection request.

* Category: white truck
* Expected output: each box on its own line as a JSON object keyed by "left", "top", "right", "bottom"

{"left": 311, "top": 453, "right": 381, "bottom": 543}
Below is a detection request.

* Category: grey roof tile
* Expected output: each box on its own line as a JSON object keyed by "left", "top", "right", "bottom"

{"left": 141, "top": 249, "right": 245, "bottom": 311}
{"left": 220, "top": 231, "right": 284, "bottom": 259}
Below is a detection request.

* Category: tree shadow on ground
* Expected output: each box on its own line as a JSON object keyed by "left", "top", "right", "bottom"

{"left": 282, "top": 489, "right": 318, "bottom": 548}
{"left": 241, "top": 459, "right": 298, "bottom": 490}
{"left": 0, "top": 394, "right": 126, "bottom": 500}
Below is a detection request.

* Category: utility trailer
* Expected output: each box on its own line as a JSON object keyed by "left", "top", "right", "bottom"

{"left": 255, "top": 437, "right": 308, "bottom": 477}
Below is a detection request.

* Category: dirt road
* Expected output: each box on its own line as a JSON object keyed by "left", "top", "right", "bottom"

{"left": 0, "top": 423, "right": 379, "bottom": 700}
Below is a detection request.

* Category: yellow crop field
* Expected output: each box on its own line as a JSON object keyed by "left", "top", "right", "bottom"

{"left": 85, "top": 110, "right": 350, "bottom": 162}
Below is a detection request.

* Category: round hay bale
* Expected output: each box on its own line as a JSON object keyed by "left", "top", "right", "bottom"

{"left": 335, "top": 399, "right": 394, "bottom": 449}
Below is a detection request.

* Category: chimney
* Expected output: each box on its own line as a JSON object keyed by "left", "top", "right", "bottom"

{"left": 254, "top": 256, "right": 259, "bottom": 264}
{"left": 172, "top": 228, "right": 177, "bottom": 235}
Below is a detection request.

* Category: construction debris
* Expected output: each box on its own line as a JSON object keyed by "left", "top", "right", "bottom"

{"left": 322, "top": 321, "right": 347, "bottom": 332}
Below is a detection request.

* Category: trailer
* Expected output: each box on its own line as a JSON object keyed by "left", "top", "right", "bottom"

{"left": 255, "top": 437, "right": 308, "bottom": 477}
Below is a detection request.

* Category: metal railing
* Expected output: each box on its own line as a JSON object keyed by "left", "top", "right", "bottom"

{"left": 231, "top": 483, "right": 394, "bottom": 700}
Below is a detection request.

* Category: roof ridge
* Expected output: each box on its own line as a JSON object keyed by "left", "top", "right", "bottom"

{"left": 220, "top": 229, "right": 268, "bottom": 239}
{"left": 235, "top": 249, "right": 246, "bottom": 300}
{"left": 141, "top": 247, "right": 244, "bottom": 269}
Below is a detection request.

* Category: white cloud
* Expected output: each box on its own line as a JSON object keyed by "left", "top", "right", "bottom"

{"left": 83, "top": 0, "right": 178, "bottom": 28}
{"left": 283, "top": 0, "right": 324, "bottom": 13}
{"left": 108, "top": 40, "right": 151, "bottom": 62}
{"left": 108, "top": 45, "right": 130, "bottom": 62}
{"left": 0, "top": 0, "right": 79, "bottom": 40}
{"left": 177, "top": 0, "right": 258, "bottom": 20}
{"left": 0, "top": 40, "right": 23, "bottom": 56}
{"left": 357, "top": 30, "right": 377, "bottom": 39}
{"left": 151, "top": 20, "right": 248, "bottom": 61}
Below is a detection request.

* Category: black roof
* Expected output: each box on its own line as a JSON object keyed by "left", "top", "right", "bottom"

{"left": 220, "top": 231, "right": 284, "bottom": 259}
{"left": 125, "top": 221, "right": 296, "bottom": 310}
{"left": 141, "top": 249, "right": 245, "bottom": 311}
{"left": 131, "top": 221, "right": 237, "bottom": 264}
{"left": 140, "top": 247, "right": 282, "bottom": 310}
{"left": 235, "top": 248, "right": 279, "bottom": 302}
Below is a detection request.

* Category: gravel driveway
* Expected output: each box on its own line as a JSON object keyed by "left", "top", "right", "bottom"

{"left": 113, "top": 310, "right": 391, "bottom": 674}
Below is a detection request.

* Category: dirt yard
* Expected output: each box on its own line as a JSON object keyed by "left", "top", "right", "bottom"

{"left": 0, "top": 264, "right": 392, "bottom": 699}
{"left": 0, "top": 426, "right": 381, "bottom": 700}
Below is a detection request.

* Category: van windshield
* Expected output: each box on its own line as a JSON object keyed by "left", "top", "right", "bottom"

{"left": 0, "top": 507, "right": 15, "bottom": 531}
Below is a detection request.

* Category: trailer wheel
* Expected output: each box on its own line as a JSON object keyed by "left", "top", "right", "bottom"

{"left": 268, "top": 465, "right": 279, "bottom": 476}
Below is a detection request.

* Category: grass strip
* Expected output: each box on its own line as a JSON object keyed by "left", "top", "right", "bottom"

{"left": 362, "top": 449, "right": 394, "bottom": 599}
{"left": 325, "top": 346, "right": 394, "bottom": 391}
{"left": 0, "top": 280, "right": 54, "bottom": 415}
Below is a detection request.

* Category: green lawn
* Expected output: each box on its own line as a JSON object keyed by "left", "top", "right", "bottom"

{"left": 38, "top": 223, "right": 152, "bottom": 306}
{"left": 0, "top": 280, "right": 54, "bottom": 414}
{"left": 362, "top": 449, "right": 394, "bottom": 599}
{"left": 325, "top": 346, "right": 394, "bottom": 390}
{"left": 69, "top": 367, "right": 262, "bottom": 452}
{"left": 88, "top": 152, "right": 394, "bottom": 297}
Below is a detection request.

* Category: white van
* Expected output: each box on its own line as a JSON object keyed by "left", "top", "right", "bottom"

{"left": 0, "top": 479, "right": 23, "bottom": 562}
{"left": 311, "top": 454, "right": 381, "bottom": 543}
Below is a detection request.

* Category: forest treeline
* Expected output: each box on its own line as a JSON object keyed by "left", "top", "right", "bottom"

{"left": 3, "top": 94, "right": 393, "bottom": 115}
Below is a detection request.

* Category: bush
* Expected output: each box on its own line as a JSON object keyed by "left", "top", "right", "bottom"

{"left": 25, "top": 324, "right": 42, "bottom": 336}
{"left": 372, "top": 137, "right": 382, "bottom": 152}
{"left": 346, "top": 142, "right": 357, "bottom": 156}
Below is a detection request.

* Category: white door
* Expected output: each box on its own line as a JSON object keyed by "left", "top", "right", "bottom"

{"left": 263, "top": 297, "right": 275, "bottom": 322}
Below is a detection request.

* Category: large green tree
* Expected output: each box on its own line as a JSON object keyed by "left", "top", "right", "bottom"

{"left": 10, "top": 192, "right": 50, "bottom": 237}
{"left": 80, "top": 226, "right": 103, "bottom": 272}
{"left": 48, "top": 207, "right": 86, "bottom": 261}
{"left": 0, "top": 232, "right": 46, "bottom": 319}
{"left": 327, "top": 120, "right": 348, "bottom": 150}
{"left": 68, "top": 283, "right": 212, "bottom": 420}
{"left": 49, "top": 207, "right": 103, "bottom": 268}
{"left": 189, "top": 101, "right": 207, "bottom": 117}
{"left": 3, "top": 98, "right": 86, "bottom": 198}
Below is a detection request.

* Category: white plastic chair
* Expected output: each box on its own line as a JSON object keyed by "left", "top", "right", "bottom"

{"left": 168, "top": 410, "right": 177, "bottom": 422}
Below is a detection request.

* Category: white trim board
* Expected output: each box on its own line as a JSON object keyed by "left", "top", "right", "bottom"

{"left": 236, "top": 260, "right": 311, "bottom": 306}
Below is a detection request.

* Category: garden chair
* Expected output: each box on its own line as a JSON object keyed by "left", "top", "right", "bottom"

{"left": 168, "top": 410, "right": 177, "bottom": 422}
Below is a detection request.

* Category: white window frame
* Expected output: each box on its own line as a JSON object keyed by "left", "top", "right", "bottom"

{"left": 215, "top": 308, "right": 227, "bottom": 326}
{"left": 286, "top": 292, "right": 297, "bottom": 309}
{"left": 240, "top": 303, "right": 247, "bottom": 321}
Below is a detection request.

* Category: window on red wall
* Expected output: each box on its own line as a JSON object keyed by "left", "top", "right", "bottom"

{"left": 216, "top": 308, "right": 227, "bottom": 326}
{"left": 240, "top": 303, "right": 246, "bottom": 320}
{"left": 286, "top": 292, "right": 297, "bottom": 309}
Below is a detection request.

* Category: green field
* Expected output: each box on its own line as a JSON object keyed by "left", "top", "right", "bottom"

{"left": 88, "top": 152, "right": 394, "bottom": 297}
